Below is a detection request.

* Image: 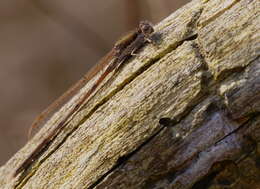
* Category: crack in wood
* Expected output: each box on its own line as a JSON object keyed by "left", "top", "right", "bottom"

{"left": 199, "top": 0, "right": 242, "bottom": 27}
{"left": 88, "top": 126, "right": 165, "bottom": 189}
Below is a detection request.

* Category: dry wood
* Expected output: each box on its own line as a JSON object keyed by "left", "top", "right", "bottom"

{"left": 0, "top": 0, "right": 259, "bottom": 188}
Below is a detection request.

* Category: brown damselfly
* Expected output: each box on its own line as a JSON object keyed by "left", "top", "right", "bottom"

{"left": 14, "top": 21, "right": 155, "bottom": 177}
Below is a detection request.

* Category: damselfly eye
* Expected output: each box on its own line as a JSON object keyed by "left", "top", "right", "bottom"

{"left": 139, "top": 21, "right": 154, "bottom": 35}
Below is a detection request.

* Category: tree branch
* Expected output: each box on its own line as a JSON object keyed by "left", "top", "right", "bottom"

{"left": 1, "top": 0, "right": 259, "bottom": 188}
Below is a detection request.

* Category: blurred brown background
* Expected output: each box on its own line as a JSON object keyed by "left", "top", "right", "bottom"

{"left": 0, "top": 0, "right": 189, "bottom": 165}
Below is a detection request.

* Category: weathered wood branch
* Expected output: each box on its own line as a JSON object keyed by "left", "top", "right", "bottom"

{"left": 1, "top": 0, "right": 259, "bottom": 188}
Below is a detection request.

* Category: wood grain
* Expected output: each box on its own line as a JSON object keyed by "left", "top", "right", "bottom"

{"left": 0, "top": 0, "right": 259, "bottom": 188}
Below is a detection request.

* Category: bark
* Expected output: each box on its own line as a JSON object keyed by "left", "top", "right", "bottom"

{"left": 0, "top": 0, "right": 259, "bottom": 188}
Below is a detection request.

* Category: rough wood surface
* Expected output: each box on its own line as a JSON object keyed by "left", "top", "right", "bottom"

{"left": 1, "top": 0, "right": 259, "bottom": 188}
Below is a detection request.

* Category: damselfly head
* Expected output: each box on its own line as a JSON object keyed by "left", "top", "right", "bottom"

{"left": 139, "top": 21, "right": 154, "bottom": 35}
